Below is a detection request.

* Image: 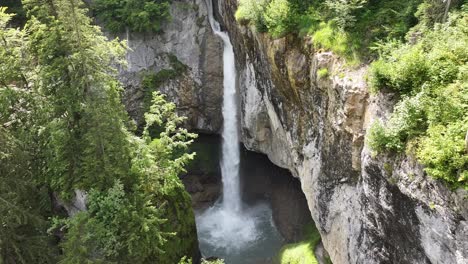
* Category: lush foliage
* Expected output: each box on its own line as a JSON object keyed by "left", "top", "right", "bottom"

{"left": 368, "top": 7, "right": 468, "bottom": 189}
{"left": 317, "top": 67, "right": 329, "bottom": 79}
{"left": 235, "top": 0, "right": 461, "bottom": 61}
{"left": 0, "top": 128, "right": 56, "bottom": 263}
{"left": 93, "top": 0, "right": 171, "bottom": 32}
{"left": 0, "top": 9, "right": 55, "bottom": 263}
{"left": 235, "top": 0, "right": 268, "bottom": 31}
{"left": 0, "top": 1, "right": 198, "bottom": 263}
{"left": 263, "top": 0, "right": 296, "bottom": 37}
{"left": 277, "top": 222, "right": 322, "bottom": 264}
{"left": 1, "top": 0, "right": 26, "bottom": 26}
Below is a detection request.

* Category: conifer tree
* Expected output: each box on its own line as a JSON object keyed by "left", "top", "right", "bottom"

{"left": 1, "top": 1, "right": 199, "bottom": 262}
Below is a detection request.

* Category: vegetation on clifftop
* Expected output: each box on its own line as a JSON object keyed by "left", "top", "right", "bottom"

{"left": 93, "top": 0, "right": 171, "bottom": 32}
{"left": 236, "top": 0, "right": 467, "bottom": 190}
{"left": 368, "top": 6, "right": 467, "bottom": 189}
{"left": 235, "top": 0, "right": 462, "bottom": 62}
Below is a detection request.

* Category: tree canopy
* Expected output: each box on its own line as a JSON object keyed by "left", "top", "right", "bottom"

{"left": 0, "top": 1, "right": 197, "bottom": 262}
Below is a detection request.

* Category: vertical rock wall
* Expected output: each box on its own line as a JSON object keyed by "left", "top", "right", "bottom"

{"left": 215, "top": 1, "right": 468, "bottom": 263}
{"left": 118, "top": 0, "right": 224, "bottom": 133}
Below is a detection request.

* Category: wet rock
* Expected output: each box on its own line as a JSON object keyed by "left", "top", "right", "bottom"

{"left": 182, "top": 173, "right": 221, "bottom": 210}
{"left": 54, "top": 189, "right": 87, "bottom": 217}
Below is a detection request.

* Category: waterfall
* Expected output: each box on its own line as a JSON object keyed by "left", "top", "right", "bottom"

{"left": 196, "top": 1, "right": 281, "bottom": 260}
{"left": 205, "top": 0, "right": 241, "bottom": 212}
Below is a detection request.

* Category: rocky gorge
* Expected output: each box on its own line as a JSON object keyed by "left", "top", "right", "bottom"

{"left": 118, "top": 0, "right": 468, "bottom": 263}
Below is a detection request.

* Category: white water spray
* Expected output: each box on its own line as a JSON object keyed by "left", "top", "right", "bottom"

{"left": 206, "top": 1, "right": 242, "bottom": 212}
{"left": 196, "top": 0, "right": 266, "bottom": 253}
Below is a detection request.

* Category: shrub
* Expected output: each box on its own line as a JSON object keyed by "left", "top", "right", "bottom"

{"left": 235, "top": 0, "right": 269, "bottom": 31}
{"left": 264, "top": 0, "right": 295, "bottom": 37}
{"left": 417, "top": 120, "right": 468, "bottom": 188}
{"left": 369, "top": 44, "right": 430, "bottom": 93}
{"left": 368, "top": 8, "right": 468, "bottom": 188}
{"left": 312, "top": 22, "right": 352, "bottom": 58}
{"left": 234, "top": 0, "right": 424, "bottom": 60}
{"left": 317, "top": 68, "right": 329, "bottom": 79}
{"left": 367, "top": 121, "right": 405, "bottom": 153}
{"left": 296, "top": 7, "right": 322, "bottom": 36}
{"left": 325, "top": 0, "right": 368, "bottom": 29}
{"left": 93, "top": 0, "right": 171, "bottom": 33}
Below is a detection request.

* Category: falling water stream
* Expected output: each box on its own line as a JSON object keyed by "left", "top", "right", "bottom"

{"left": 195, "top": 1, "right": 282, "bottom": 263}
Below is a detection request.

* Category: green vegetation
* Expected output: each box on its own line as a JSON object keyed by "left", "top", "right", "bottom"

{"left": 142, "top": 53, "right": 188, "bottom": 111}
{"left": 235, "top": 0, "right": 461, "bottom": 61}
{"left": 93, "top": 0, "right": 171, "bottom": 32}
{"left": 264, "top": 0, "right": 296, "bottom": 37}
{"left": 317, "top": 68, "right": 329, "bottom": 80}
{"left": 368, "top": 6, "right": 467, "bottom": 189}
{"left": 0, "top": 1, "right": 197, "bottom": 262}
{"left": 2, "top": 0, "right": 26, "bottom": 26}
{"left": 235, "top": 0, "right": 268, "bottom": 31}
{"left": 187, "top": 136, "right": 220, "bottom": 175}
{"left": 278, "top": 222, "right": 322, "bottom": 264}
{"left": 239, "top": 0, "right": 464, "bottom": 187}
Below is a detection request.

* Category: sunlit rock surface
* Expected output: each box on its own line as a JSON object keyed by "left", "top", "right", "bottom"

{"left": 117, "top": 0, "right": 224, "bottom": 133}
{"left": 217, "top": 0, "right": 468, "bottom": 263}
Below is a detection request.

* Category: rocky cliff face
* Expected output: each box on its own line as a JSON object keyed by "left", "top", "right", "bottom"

{"left": 118, "top": 0, "right": 467, "bottom": 263}
{"left": 215, "top": 1, "right": 468, "bottom": 263}
{"left": 118, "top": 0, "right": 224, "bottom": 133}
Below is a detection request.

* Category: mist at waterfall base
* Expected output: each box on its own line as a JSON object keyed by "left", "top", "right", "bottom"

{"left": 195, "top": 140, "right": 283, "bottom": 263}
{"left": 195, "top": 1, "right": 282, "bottom": 263}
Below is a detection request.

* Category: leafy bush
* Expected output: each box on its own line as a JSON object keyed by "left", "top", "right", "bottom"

{"left": 264, "top": 0, "right": 296, "bottom": 37}
{"left": 368, "top": 8, "right": 468, "bottom": 189}
{"left": 234, "top": 0, "right": 424, "bottom": 60}
{"left": 93, "top": 0, "right": 171, "bottom": 33}
{"left": 296, "top": 6, "right": 322, "bottom": 36}
{"left": 369, "top": 45, "right": 429, "bottom": 93}
{"left": 325, "top": 0, "right": 368, "bottom": 29}
{"left": 367, "top": 121, "right": 403, "bottom": 153}
{"left": 417, "top": 120, "right": 468, "bottom": 186}
{"left": 312, "top": 22, "right": 351, "bottom": 57}
{"left": 235, "top": 0, "right": 269, "bottom": 31}
{"left": 317, "top": 67, "right": 329, "bottom": 79}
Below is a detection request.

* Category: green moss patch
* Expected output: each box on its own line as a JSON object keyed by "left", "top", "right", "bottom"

{"left": 278, "top": 222, "right": 322, "bottom": 264}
